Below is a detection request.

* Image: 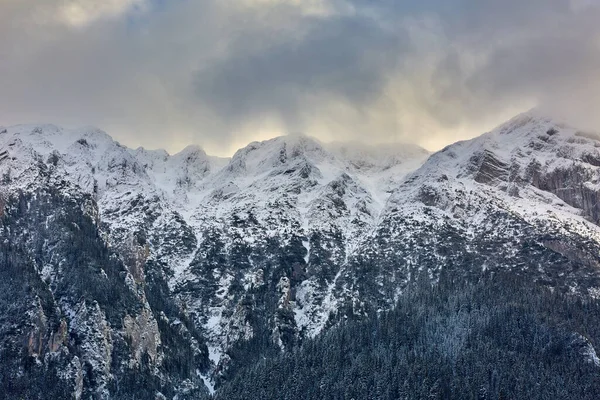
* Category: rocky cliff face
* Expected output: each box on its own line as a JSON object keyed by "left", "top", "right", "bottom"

{"left": 2, "top": 111, "right": 600, "bottom": 397}
{"left": 0, "top": 188, "right": 209, "bottom": 399}
{"left": 0, "top": 127, "right": 211, "bottom": 398}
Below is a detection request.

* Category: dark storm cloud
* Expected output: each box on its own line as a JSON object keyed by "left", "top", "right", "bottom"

{"left": 0, "top": 0, "right": 599, "bottom": 154}
{"left": 190, "top": 0, "right": 600, "bottom": 146}
{"left": 194, "top": 13, "right": 407, "bottom": 127}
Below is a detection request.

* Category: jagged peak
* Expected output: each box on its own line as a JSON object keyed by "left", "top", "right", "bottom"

{"left": 234, "top": 134, "right": 325, "bottom": 157}
{"left": 421, "top": 108, "right": 598, "bottom": 171}
{"left": 488, "top": 108, "right": 600, "bottom": 143}
{"left": 226, "top": 134, "right": 332, "bottom": 177}
{"left": 0, "top": 123, "right": 126, "bottom": 159}
{"left": 174, "top": 144, "right": 208, "bottom": 159}
{"left": 131, "top": 147, "right": 170, "bottom": 174}
{"left": 389, "top": 109, "right": 600, "bottom": 219}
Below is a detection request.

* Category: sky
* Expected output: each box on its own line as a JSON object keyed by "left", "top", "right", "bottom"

{"left": 1, "top": 0, "right": 599, "bottom": 156}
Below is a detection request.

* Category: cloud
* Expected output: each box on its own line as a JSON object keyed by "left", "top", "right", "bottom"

{"left": 57, "top": 0, "right": 148, "bottom": 27}
{"left": 0, "top": 0, "right": 599, "bottom": 155}
{"left": 0, "top": 0, "right": 147, "bottom": 29}
{"left": 193, "top": 11, "right": 405, "bottom": 126}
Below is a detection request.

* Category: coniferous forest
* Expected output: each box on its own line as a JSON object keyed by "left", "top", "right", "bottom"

{"left": 208, "top": 272, "right": 600, "bottom": 400}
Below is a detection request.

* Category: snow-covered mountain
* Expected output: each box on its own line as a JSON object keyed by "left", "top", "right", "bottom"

{"left": 336, "top": 110, "right": 600, "bottom": 313}
{"left": 2, "top": 110, "right": 600, "bottom": 398}
{"left": 0, "top": 124, "right": 429, "bottom": 396}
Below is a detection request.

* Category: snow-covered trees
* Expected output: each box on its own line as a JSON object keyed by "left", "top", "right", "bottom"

{"left": 211, "top": 273, "right": 600, "bottom": 400}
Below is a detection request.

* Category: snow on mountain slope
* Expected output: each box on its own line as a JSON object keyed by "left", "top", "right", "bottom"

{"left": 171, "top": 134, "right": 430, "bottom": 369}
{"left": 0, "top": 124, "right": 205, "bottom": 315}
{"left": 0, "top": 123, "right": 430, "bottom": 384}
{"left": 333, "top": 110, "right": 600, "bottom": 317}
{"left": 326, "top": 141, "right": 431, "bottom": 207}
{"left": 132, "top": 145, "right": 229, "bottom": 206}
{"left": 387, "top": 109, "right": 600, "bottom": 234}
{"left": 0, "top": 125, "right": 213, "bottom": 397}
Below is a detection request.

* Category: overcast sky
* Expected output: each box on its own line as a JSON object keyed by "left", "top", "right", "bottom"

{"left": 1, "top": 0, "right": 599, "bottom": 156}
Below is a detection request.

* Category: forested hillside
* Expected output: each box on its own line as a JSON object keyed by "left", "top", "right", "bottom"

{"left": 212, "top": 273, "right": 600, "bottom": 400}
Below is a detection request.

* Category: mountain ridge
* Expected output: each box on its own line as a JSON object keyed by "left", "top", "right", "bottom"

{"left": 2, "top": 110, "right": 600, "bottom": 398}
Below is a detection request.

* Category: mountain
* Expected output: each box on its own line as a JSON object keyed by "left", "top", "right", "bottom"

{"left": 0, "top": 125, "right": 212, "bottom": 398}
{"left": 1, "top": 111, "right": 600, "bottom": 398}
{"left": 340, "top": 110, "right": 600, "bottom": 312}
{"left": 0, "top": 124, "right": 429, "bottom": 397}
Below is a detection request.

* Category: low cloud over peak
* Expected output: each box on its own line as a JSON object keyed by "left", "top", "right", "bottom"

{"left": 1, "top": 0, "right": 599, "bottom": 156}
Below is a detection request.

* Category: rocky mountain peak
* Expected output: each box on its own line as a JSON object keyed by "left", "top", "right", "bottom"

{"left": 174, "top": 144, "right": 208, "bottom": 159}
{"left": 225, "top": 134, "right": 332, "bottom": 178}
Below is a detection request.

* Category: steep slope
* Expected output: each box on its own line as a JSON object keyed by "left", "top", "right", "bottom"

{"left": 0, "top": 124, "right": 200, "bottom": 262}
{"left": 132, "top": 145, "right": 229, "bottom": 206}
{"left": 0, "top": 125, "right": 211, "bottom": 398}
{"left": 336, "top": 110, "right": 600, "bottom": 318}
{"left": 326, "top": 141, "right": 431, "bottom": 205}
{"left": 171, "top": 135, "right": 430, "bottom": 379}
{"left": 212, "top": 274, "right": 600, "bottom": 400}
